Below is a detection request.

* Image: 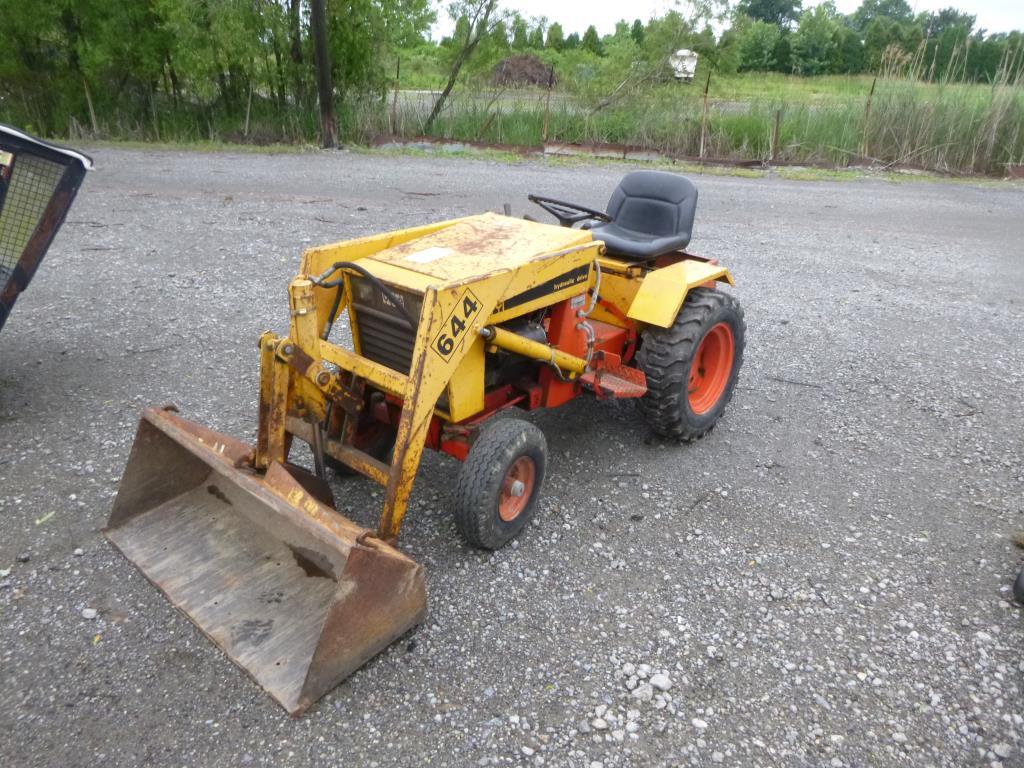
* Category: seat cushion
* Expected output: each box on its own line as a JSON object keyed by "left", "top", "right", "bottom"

{"left": 598, "top": 171, "right": 698, "bottom": 261}
{"left": 589, "top": 222, "right": 689, "bottom": 262}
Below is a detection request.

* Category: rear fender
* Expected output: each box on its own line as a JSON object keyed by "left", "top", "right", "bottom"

{"left": 626, "top": 260, "right": 734, "bottom": 329}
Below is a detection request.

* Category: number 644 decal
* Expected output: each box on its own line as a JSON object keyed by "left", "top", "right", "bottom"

{"left": 432, "top": 289, "right": 483, "bottom": 362}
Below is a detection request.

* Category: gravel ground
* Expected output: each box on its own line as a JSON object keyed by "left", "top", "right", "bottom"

{"left": 1, "top": 148, "right": 1023, "bottom": 768}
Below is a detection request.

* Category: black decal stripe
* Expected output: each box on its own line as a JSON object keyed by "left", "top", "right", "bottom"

{"left": 502, "top": 265, "right": 590, "bottom": 310}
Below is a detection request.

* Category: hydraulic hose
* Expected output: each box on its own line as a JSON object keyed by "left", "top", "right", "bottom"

{"left": 310, "top": 261, "right": 417, "bottom": 339}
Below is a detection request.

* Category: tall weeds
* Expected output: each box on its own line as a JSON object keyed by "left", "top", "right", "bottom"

{"left": 379, "top": 43, "right": 1024, "bottom": 176}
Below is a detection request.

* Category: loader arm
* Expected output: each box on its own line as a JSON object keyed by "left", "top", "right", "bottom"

{"left": 258, "top": 272, "right": 520, "bottom": 541}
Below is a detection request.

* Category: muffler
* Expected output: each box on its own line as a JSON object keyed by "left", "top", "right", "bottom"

{"left": 106, "top": 407, "right": 426, "bottom": 715}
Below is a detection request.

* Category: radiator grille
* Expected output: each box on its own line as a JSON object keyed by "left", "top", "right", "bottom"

{"left": 0, "top": 153, "right": 64, "bottom": 281}
{"left": 0, "top": 128, "right": 90, "bottom": 332}
{"left": 350, "top": 277, "right": 423, "bottom": 374}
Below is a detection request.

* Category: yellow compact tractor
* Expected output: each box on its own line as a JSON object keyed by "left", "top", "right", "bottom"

{"left": 107, "top": 171, "right": 745, "bottom": 714}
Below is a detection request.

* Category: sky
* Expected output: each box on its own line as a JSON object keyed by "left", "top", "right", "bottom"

{"left": 433, "top": 0, "right": 1024, "bottom": 39}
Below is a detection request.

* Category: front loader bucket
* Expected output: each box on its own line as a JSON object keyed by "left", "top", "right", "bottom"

{"left": 105, "top": 407, "right": 426, "bottom": 716}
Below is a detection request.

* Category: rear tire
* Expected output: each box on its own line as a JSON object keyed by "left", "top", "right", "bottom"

{"left": 454, "top": 418, "right": 547, "bottom": 550}
{"left": 637, "top": 288, "right": 745, "bottom": 441}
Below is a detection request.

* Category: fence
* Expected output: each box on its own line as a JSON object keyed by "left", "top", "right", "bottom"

{"left": 363, "top": 73, "right": 1024, "bottom": 177}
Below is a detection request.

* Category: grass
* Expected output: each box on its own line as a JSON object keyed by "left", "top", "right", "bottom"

{"left": 361, "top": 141, "right": 1024, "bottom": 187}
{"left": 75, "top": 131, "right": 1022, "bottom": 188}
{"left": 382, "top": 69, "right": 1024, "bottom": 176}
{"left": 28, "top": 67, "right": 1022, "bottom": 178}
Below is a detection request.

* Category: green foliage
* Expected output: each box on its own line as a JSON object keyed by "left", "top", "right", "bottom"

{"left": 511, "top": 16, "right": 528, "bottom": 49}
{"left": 833, "top": 26, "right": 864, "bottom": 74}
{"left": 773, "top": 32, "right": 793, "bottom": 72}
{"left": 735, "top": 0, "right": 802, "bottom": 29}
{"left": 546, "top": 23, "right": 564, "bottom": 51}
{"left": 528, "top": 22, "right": 545, "bottom": 50}
{"left": 918, "top": 8, "right": 975, "bottom": 39}
{"left": 0, "top": 0, "right": 434, "bottom": 140}
{"left": 851, "top": 0, "right": 913, "bottom": 32}
{"left": 631, "top": 20, "right": 645, "bottom": 45}
{"left": 582, "top": 25, "right": 603, "bottom": 56}
{"left": 1, "top": 0, "right": 1021, "bottom": 163}
{"left": 490, "top": 20, "right": 509, "bottom": 47}
{"left": 739, "top": 20, "right": 781, "bottom": 71}
{"left": 791, "top": 2, "right": 839, "bottom": 75}
{"left": 394, "top": 73, "right": 1024, "bottom": 176}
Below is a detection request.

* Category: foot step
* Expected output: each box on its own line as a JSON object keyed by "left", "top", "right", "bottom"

{"left": 581, "top": 365, "right": 647, "bottom": 399}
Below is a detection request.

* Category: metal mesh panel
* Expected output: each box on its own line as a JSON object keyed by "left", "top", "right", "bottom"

{"left": 0, "top": 153, "right": 65, "bottom": 282}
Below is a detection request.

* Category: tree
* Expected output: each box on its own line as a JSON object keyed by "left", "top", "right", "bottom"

{"left": 327, "top": 0, "right": 435, "bottom": 106}
{"left": 546, "top": 22, "right": 565, "bottom": 51}
{"left": 736, "top": 0, "right": 802, "bottom": 29}
{"left": 565, "top": 31, "right": 581, "bottom": 50}
{"left": 715, "top": 23, "right": 746, "bottom": 73}
{"left": 863, "top": 16, "right": 901, "bottom": 70}
{"left": 773, "top": 33, "right": 793, "bottom": 72}
{"left": 425, "top": 0, "right": 502, "bottom": 130}
{"left": 739, "top": 20, "right": 781, "bottom": 71}
{"left": 582, "top": 25, "right": 603, "bottom": 55}
{"left": 511, "top": 15, "right": 528, "bottom": 49}
{"left": 631, "top": 19, "right": 645, "bottom": 45}
{"left": 833, "top": 26, "right": 865, "bottom": 73}
{"left": 919, "top": 8, "right": 975, "bottom": 39}
{"left": 310, "top": 0, "right": 336, "bottom": 147}
{"left": 851, "top": 0, "right": 913, "bottom": 33}
{"left": 790, "top": 2, "right": 839, "bottom": 75}
{"left": 528, "top": 22, "right": 545, "bottom": 49}
{"left": 691, "top": 24, "right": 719, "bottom": 64}
{"left": 490, "top": 19, "right": 509, "bottom": 46}
{"left": 641, "top": 11, "right": 694, "bottom": 71}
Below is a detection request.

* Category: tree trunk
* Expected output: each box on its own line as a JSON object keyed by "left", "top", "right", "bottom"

{"left": 289, "top": 0, "right": 306, "bottom": 110}
{"left": 424, "top": 1, "right": 495, "bottom": 132}
{"left": 425, "top": 50, "right": 469, "bottom": 131}
{"left": 271, "top": 35, "right": 287, "bottom": 113}
{"left": 310, "top": 0, "right": 336, "bottom": 148}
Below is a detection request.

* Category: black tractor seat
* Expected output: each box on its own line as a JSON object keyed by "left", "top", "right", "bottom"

{"left": 589, "top": 171, "right": 698, "bottom": 262}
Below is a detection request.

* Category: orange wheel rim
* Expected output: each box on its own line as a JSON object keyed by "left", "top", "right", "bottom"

{"left": 688, "top": 322, "right": 735, "bottom": 415}
{"left": 499, "top": 457, "right": 536, "bottom": 522}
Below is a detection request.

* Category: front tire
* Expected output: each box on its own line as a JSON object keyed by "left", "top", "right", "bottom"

{"left": 637, "top": 288, "right": 745, "bottom": 441}
{"left": 454, "top": 418, "right": 547, "bottom": 550}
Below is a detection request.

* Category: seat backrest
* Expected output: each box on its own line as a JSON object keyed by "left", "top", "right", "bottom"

{"left": 605, "top": 171, "right": 698, "bottom": 240}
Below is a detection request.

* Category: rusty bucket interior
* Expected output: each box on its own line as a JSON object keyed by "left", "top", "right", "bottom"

{"left": 105, "top": 407, "right": 426, "bottom": 716}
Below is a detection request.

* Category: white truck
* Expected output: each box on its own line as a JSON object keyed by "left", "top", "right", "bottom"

{"left": 669, "top": 49, "right": 699, "bottom": 83}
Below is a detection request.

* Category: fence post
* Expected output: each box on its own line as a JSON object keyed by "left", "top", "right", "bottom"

{"left": 543, "top": 66, "right": 555, "bottom": 143}
{"left": 244, "top": 84, "right": 253, "bottom": 138}
{"left": 82, "top": 78, "right": 99, "bottom": 136}
{"left": 861, "top": 76, "right": 876, "bottom": 161}
{"left": 391, "top": 57, "right": 401, "bottom": 135}
{"left": 771, "top": 108, "right": 782, "bottom": 163}
{"left": 699, "top": 71, "right": 711, "bottom": 160}
{"left": 150, "top": 87, "right": 161, "bottom": 142}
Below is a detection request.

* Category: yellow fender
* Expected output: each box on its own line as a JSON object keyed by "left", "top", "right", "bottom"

{"left": 626, "top": 260, "right": 735, "bottom": 329}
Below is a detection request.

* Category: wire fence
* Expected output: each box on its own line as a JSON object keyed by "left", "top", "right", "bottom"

{"left": 363, "top": 76, "right": 1024, "bottom": 176}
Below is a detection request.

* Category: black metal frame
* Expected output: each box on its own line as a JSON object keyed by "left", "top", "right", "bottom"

{"left": 0, "top": 125, "right": 91, "bottom": 332}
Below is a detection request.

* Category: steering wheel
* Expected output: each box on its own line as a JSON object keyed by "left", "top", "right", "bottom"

{"left": 527, "top": 194, "right": 611, "bottom": 228}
